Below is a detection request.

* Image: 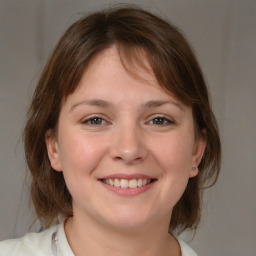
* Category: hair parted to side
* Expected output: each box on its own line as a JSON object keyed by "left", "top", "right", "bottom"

{"left": 24, "top": 5, "right": 221, "bottom": 233}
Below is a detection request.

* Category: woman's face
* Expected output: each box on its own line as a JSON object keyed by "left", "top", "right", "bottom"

{"left": 46, "top": 47, "right": 206, "bottom": 231}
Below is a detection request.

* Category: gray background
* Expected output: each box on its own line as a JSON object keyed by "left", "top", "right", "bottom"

{"left": 0, "top": 0, "right": 255, "bottom": 255}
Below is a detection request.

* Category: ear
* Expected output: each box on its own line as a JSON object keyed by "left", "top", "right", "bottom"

{"left": 189, "top": 129, "right": 207, "bottom": 178}
{"left": 45, "top": 129, "right": 62, "bottom": 172}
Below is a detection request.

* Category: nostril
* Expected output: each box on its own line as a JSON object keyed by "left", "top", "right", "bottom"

{"left": 114, "top": 155, "right": 143, "bottom": 164}
{"left": 110, "top": 139, "right": 148, "bottom": 164}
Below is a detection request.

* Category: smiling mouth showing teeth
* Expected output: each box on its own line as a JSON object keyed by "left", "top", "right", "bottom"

{"left": 101, "top": 178, "right": 155, "bottom": 189}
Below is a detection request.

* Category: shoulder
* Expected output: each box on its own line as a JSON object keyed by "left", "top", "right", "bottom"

{"left": 177, "top": 238, "right": 198, "bottom": 256}
{"left": 0, "top": 225, "right": 58, "bottom": 256}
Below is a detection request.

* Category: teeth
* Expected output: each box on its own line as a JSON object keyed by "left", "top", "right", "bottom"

{"left": 103, "top": 178, "right": 153, "bottom": 188}
{"left": 120, "top": 179, "right": 129, "bottom": 188}
{"left": 129, "top": 179, "right": 137, "bottom": 188}
{"left": 114, "top": 178, "right": 120, "bottom": 187}
{"left": 109, "top": 179, "right": 114, "bottom": 186}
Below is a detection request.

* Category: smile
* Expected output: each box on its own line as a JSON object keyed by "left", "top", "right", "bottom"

{"left": 101, "top": 178, "right": 154, "bottom": 189}
{"left": 98, "top": 174, "right": 157, "bottom": 196}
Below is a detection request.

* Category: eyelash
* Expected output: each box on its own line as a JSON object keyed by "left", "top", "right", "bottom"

{"left": 81, "top": 116, "right": 108, "bottom": 126}
{"left": 147, "top": 116, "right": 175, "bottom": 126}
{"left": 81, "top": 115, "right": 174, "bottom": 127}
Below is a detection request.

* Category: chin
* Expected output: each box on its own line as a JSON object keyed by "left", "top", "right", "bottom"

{"left": 101, "top": 207, "right": 160, "bottom": 232}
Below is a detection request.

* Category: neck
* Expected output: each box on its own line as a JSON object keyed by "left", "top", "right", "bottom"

{"left": 64, "top": 214, "right": 181, "bottom": 256}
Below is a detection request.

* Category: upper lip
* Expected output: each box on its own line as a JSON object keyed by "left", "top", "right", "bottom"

{"left": 98, "top": 174, "right": 157, "bottom": 180}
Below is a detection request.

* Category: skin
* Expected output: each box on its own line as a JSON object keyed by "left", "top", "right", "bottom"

{"left": 46, "top": 47, "right": 206, "bottom": 256}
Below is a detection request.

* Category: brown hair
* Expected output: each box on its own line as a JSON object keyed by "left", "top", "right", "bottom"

{"left": 24, "top": 6, "right": 221, "bottom": 233}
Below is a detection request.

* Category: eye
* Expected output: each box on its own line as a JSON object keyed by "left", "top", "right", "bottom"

{"left": 82, "top": 116, "right": 107, "bottom": 126}
{"left": 148, "top": 116, "right": 174, "bottom": 126}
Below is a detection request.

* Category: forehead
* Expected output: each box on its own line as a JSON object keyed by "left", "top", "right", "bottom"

{"left": 60, "top": 47, "right": 189, "bottom": 118}
{"left": 67, "top": 47, "right": 176, "bottom": 103}
{"left": 87, "top": 46, "right": 155, "bottom": 84}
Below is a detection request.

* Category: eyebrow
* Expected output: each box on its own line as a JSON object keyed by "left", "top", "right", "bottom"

{"left": 70, "top": 99, "right": 113, "bottom": 112}
{"left": 70, "top": 99, "right": 185, "bottom": 112}
{"left": 142, "top": 100, "right": 185, "bottom": 111}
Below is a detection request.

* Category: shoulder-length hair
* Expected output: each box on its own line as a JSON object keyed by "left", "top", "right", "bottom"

{"left": 24, "top": 6, "right": 221, "bottom": 233}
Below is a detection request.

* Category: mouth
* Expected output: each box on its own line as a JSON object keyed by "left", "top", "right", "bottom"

{"left": 100, "top": 178, "right": 157, "bottom": 189}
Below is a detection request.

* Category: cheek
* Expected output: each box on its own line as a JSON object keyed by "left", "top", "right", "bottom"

{"left": 150, "top": 134, "right": 194, "bottom": 206}
{"left": 151, "top": 133, "right": 194, "bottom": 173}
{"left": 58, "top": 131, "right": 107, "bottom": 175}
{"left": 57, "top": 131, "right": 109, "bottom": 202}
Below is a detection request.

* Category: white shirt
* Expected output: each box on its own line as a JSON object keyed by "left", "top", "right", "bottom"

{"left": 0, "top": 223, "right": 198, "bottom": 256}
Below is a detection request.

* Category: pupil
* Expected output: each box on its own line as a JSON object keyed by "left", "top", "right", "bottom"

{"left": 92, "top": 118, "right": 101, "bottom": 124}
{"left": 154, "top": 118, "right": 164, "bottom": 124}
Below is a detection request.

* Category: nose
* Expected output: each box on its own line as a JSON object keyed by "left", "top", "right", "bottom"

{"left": 109, "top": 123, "right": 148, "bottom": 165}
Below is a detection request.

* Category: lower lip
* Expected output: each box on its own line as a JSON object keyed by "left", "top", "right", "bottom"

{"left": 100, "top": 181, "right": 156, "bottom": 197}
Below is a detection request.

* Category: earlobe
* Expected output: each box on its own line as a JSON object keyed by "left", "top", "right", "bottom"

{"left": 45, "top": 129, "right": 62, "bottom": 172}
{"left": 190, "top": 130, "right": 207, "bottom": 178}
{"left": 190, "top": 166, "right": 199, "bottom": 178}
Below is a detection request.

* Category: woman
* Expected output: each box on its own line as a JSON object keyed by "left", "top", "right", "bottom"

{"left": 0, "top": 6, "right": 221, "bottom": 256}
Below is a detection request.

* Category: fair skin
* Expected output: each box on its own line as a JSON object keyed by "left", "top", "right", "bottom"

{"left": 46, "top": 47, "right": 206, "bottom": 256}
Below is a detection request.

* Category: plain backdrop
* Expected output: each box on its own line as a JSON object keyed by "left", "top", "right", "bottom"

{"left": 0, "top": 0, "right": 255, "bottom": 255}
